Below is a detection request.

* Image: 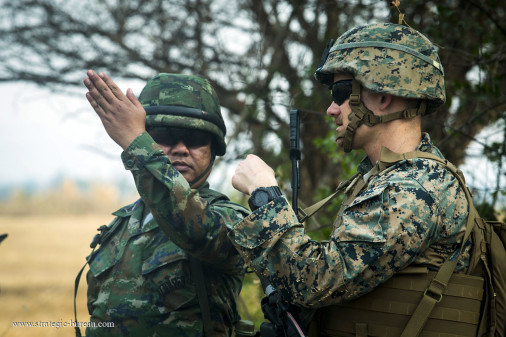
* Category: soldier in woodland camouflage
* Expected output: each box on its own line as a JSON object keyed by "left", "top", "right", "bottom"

{"left": 82, "top": 72, "right": 249, "bottom": 336}
{"left": 229, "top": 23, "right": 472, "bottom": 333}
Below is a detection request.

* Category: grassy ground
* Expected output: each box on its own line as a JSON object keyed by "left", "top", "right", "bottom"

{"left": 0, "top": 214, "right": 265, "bottom": 336}
{"left": 0, "top": 215, "right": 105, "bottom": 337}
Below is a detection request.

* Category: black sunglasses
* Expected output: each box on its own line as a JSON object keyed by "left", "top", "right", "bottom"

{"left": 328, "top": 79, "right": 353, "bottom": 106}
{"left": 148, "top": 127, "right": 212, "bottom": 148}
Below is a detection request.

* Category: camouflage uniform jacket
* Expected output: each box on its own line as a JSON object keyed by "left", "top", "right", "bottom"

{"left": 86, "top": 132, "right": 249, "bottom": 337}
{"left": 229, "top": 133, "right": 471, "bottom": 308}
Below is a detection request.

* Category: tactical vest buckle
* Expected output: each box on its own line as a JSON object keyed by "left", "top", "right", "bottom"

{"left": 423, "top": 287, "right": 443, "bottom": 303}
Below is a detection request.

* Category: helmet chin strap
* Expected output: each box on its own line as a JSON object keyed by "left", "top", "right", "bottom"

{"left": 336, "top": 79, "right": 427, "bottom": 153}
{"left": 188, "top": 149, "right": 216, "bottom": 188}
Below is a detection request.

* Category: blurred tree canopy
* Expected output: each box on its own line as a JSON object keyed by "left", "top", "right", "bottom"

{"left": 1, "top": 0, "right": 504, "bottom": 222}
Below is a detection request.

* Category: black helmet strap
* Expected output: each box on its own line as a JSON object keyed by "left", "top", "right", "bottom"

{"left": 144, "top": 105, "right": 226, "bottom": 135}
{"left": 188, "top": 148, "right": 216, "bottom": 187}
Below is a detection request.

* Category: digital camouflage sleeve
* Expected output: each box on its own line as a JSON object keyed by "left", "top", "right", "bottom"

{"left": 229, "top": 134, "right": 470, "bottom": 308}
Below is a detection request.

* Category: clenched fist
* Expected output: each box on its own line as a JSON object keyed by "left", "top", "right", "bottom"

{"left": 232, "top": 154, "right": 278, "bottom": 195}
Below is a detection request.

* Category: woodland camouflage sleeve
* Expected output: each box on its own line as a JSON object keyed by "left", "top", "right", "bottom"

{"left": 120, "top": 132, "right": 246, "bottom": 265}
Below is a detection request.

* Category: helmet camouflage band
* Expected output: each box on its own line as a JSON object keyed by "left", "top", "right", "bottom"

{"left": 139, "top": 73, "right": 227, "bottom": 155}
{"left": 315, "top": 22, "right": 445, "bottom": 114}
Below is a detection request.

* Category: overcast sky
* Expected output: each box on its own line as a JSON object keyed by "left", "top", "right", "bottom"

{"left": 0, "top": 80, "right": 144, "bottom": 194}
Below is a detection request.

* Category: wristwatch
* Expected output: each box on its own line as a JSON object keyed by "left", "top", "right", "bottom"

{"left": 248, "top": 186, "right": 283, "bottom": 211}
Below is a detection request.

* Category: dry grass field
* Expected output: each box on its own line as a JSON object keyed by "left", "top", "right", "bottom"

{"left": 0, "top": 213, "right": 265, "bottom": 337}
{"left": 0, "top": 214, "right": 108, "bottom": 337}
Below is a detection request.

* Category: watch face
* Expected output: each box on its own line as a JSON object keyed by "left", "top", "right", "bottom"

{"left": 253, "top": 190, "right": 270, "bottom": 206}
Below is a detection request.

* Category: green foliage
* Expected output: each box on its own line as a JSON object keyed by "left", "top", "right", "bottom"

{"left": 414, "top": 1, "right": 506, "bottom": 157}
{"left": 237, "top": 271, "right": 266, "bottom": 330}
{"left": 475, "top": 201, "right": 499, "bottom": 222}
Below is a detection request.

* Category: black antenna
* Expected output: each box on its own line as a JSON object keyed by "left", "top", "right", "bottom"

{"left": 289, "top": 109, "right": 301, "bottom": 218}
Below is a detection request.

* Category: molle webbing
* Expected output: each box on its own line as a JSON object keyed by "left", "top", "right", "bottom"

{"left": 311, "top": 268, "right": 484, "bottom": 337}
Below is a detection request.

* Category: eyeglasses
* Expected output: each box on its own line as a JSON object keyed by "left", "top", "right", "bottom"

{"left": 329, "top": 79, "right": 353, "bottom": 106}
{"left": 148, "top": 127, "right": 212, "bottom": 148}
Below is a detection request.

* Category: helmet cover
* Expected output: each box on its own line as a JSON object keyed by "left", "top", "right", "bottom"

{"left": 315, "top": 23, "right": 445, "bottom": 113}
{"left": 139, "top": 73, "right": 227, "bottom": 155}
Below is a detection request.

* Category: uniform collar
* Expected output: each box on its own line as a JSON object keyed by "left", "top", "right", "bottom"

{"left": 357, "top": 132, "right": 435, "bottom": 175}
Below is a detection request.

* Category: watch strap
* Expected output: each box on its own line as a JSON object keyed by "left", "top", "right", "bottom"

{"left": 248, "top": 186, "right": 282, "bottom": 211}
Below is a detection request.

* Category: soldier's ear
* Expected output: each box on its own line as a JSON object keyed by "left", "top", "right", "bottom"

{"left": 379, "top": 94, "right": 393, "bottom": 111}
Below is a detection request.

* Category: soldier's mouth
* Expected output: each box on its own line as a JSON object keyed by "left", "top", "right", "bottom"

{"left": 172, "top": 161, "right": 191, "bottom": 171}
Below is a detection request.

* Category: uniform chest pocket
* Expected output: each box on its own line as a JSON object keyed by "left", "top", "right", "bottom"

{"left": 336, "top": 184, "right": 389, "bottom": 243}
{"left": 87, "top": 216, "right": 125, "bottom": 278}
{"left": 88, "top": 235, "right": 124, "bottom": 278}
{"left": 141, "top": 241, "right": 196, "bottom": 311}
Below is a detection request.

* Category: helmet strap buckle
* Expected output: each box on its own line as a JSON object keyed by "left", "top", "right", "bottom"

{"left": 349, "top": 79, "right": 361, "bottom": 106}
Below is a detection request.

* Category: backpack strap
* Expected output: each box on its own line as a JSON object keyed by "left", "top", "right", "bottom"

{"left": 190, "top": 186, "right": 223, "bottom": 336}
{"left": 190, "top": 185, "right": 247, "bottom": 336}
{"left": 298, "top": 160, "right": 389, "bottom": 223}
{"left": 379, "top": 147, "right": 477, "bottom": 252}
{"left": 379, "top": 147, "right": 479, "bottom": 337}
{"left": 73, "top": 221, "right": 120, "bottom": 337}
{"left": 298, "top": 173, "right": 362, "bottom": 223}
{"left": 189, "top": 256, "right": 214, "bottom": 337}
{"left": 73, "top": 259, "right": 88, "bottom": 337}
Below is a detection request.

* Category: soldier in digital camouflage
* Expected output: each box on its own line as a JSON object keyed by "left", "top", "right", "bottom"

{"left": 82, "top": 71, "right": 249, "bottom": 336}
{"left": 229, "top": 23, "right": 473, "bottom": 335}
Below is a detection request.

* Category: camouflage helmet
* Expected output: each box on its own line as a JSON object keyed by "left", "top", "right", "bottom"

{"left": 315, "top": 22, "right": 445, "bottom": 113}
{"left": 139, "top": 73, "right": 227, "bottom": 155}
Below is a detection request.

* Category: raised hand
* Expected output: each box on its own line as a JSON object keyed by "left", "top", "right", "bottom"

{"left": 84, "top": 70, "right": 146, "bottom": 149}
